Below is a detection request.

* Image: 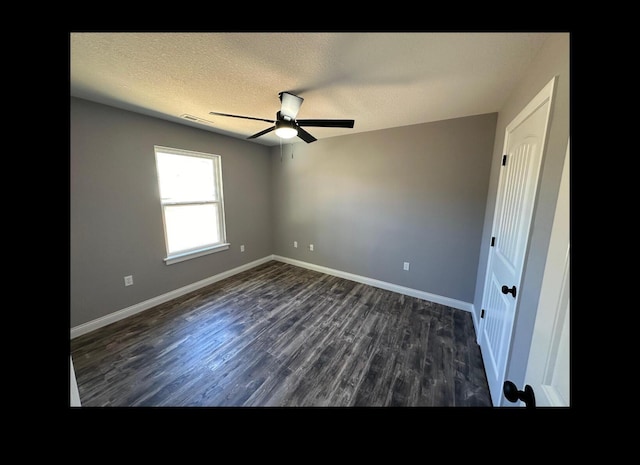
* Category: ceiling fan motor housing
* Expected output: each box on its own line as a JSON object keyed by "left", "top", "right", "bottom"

{"left": 275, "top": 117, "right": 297, "bottom": 129}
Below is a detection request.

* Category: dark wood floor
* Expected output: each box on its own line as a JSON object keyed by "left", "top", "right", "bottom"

{"left": 70, "top": 261, "right": 492, "bottom": 407}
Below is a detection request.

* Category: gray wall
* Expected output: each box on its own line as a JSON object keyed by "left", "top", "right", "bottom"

{"left": 70, "top": 97, "right": 272, "bottom": 328}
{"left": 271, "top": 113, "right": 497, "bottom": 304}
{"left": 472, "top": 33, "right": 570, "bottom": 400}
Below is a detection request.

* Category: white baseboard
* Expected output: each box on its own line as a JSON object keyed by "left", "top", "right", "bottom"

{"left": 272, "top": 255, "right": 474, "bottom": 313}
{"left": 70, "top": 255, "right": 273, "bottom": 339}
{"left": 71, "top": 254, "right": 476, "bottom": 340}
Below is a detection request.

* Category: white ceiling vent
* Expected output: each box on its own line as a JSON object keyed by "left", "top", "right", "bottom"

{"left": 180, "top": 114, "right": 216, "bottom": 126}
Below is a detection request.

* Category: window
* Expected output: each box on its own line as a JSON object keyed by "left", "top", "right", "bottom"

{"left": 154, "top": 146, "right": 229, "bottom": 265}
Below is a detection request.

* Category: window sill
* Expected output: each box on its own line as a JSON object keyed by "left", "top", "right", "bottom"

{"left": 164, "top": 243, "right": 230, "bottom": 265}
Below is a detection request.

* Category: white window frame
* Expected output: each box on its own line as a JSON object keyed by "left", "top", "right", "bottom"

{"left": 154, "top": 145, "right": 229, "bottom": 265}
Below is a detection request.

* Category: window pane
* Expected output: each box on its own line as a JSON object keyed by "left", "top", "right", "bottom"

{"left": 164, "top": 204, "right": 220, "bottom": 254}
{"left": 156, "top": 152, "right": 216, "bottom": 202}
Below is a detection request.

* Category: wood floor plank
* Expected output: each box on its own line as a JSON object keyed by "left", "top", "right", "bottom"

{"left": 70, "top": 261, "right": 492, "bottom": 407}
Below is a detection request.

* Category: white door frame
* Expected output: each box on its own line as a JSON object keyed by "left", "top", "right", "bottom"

{"left": 522, "top": 138, "right": 570, "bottom": 406}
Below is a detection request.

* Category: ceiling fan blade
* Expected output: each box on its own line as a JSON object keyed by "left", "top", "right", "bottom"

{"left": 297, "top": 119, "right": 355, "bottom": 128}
{"left": 279, "top": 92, "right": 303, "bottom": 119}
{"left": 247, "top": 125, "right": 276, "bottom": 139}
{"left": 296, "top": 126, "right": 317, "bottom": 143}
{"left": 209, "top": 111, "right": 275, "bottom": 124}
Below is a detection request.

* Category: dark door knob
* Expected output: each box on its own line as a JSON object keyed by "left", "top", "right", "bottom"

{"left": 503, "top": 380, "right": 536, "bottom": 408}
{"left": 501, "top": 285, "right": 517, "bottom": 298}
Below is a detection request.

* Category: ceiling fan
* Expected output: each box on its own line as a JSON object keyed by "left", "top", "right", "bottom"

{"left": 209, "top": 91, "right": 355, "bottom": 143}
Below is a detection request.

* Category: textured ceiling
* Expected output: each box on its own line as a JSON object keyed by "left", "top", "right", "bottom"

{"left": 70, "top": 32, "right": 553, "bottom": 146}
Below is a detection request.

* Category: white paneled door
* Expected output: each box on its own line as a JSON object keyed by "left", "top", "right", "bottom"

{"left": 479, "top": 77, "right": 556, "bottom": 406}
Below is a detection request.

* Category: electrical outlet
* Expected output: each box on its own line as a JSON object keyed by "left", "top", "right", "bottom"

{"left": 294, "top": 241, "right": 298, "bottom": 248}
{"left": 403, "top": 262, "right": 410, "bottom": 271}
{"left": 309, "top": 244, "right": 314, "bottom": 251}
{"left": 240, "top": 244, "right": 245, "bottom": 252}
{"left": 124, "top": 275, "right": 134, "bottom": 286}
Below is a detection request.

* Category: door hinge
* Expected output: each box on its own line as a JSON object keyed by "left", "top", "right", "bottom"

{"left": 502, "top": 154, "right": 507, "bottom": 166}
{"left": 481, "top": 309, "right": 485, "bottom": 319}
{"left": 491, "top": 236, "right": 496, "bottom": 247}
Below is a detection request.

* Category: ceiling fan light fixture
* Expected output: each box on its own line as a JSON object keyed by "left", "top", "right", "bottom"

{"left": 275, "top": 120, "right": 298, "bottom": 139}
